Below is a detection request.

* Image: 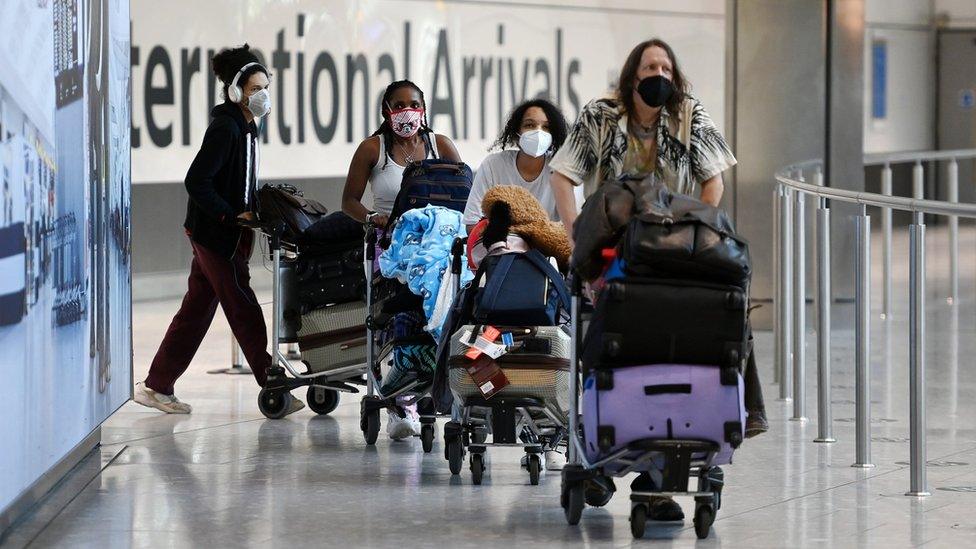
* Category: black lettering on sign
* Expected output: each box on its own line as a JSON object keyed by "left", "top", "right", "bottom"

{"left": 346, "top": 53, "right": 370, "bottom": 143}
{"left": 145, "top": 45, "right": 174, "bottom": 147}
{"left": 375, "top": 53, "right": 396, "bottom": 130}
{"left": 310, "top": 51, "right": 339, "bottom": 144}
{"left": 129, "top": 17, "right": 585, "bottom": 153}
{"left": 567, "top": 57, "right": 581, "bottom": 119}
{"left": 534, "top": 58, "right": 551, "bottom": 101}
{"left": 296, "top": 14, "right": 306, "bottom": 144}
{"left": 478, "top": 57, "right": 493, "bottom": 140}
{"left": 130, "top": 37, "right": 140, "bottom": 148}
{"left": 180, "top": 47, "right": 201, "bottom": 146}
{"left": 272, "top": 31, "right": 292, "bottom": 145}
{"left": 461, "top": 57, "right": 477, "bottom": 140}
{"left": 430, "top": 29, "right": 458, "bottom": 139}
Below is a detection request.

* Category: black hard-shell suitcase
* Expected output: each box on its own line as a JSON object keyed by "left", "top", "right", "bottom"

{"left": 294, "top": 241, "right": 365, "bottom": 313}
{"left": 582, "top": 277, "right": 749, "bottom": 372}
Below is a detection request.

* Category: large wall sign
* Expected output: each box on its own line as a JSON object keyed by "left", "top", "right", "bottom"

{"left": 130, "top": 0, "right": 727, "bottom": 183}
{"left": 0, "top": 0, "right": 131, "bottom": 513}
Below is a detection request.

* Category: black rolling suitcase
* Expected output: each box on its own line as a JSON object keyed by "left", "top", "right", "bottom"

{"left": 294, "top": 212, "right": 367, "bottom": 313}
{"left": 582, "top": 277, "right": 749, "bottom": 371}
{"left": 295, "top": 242, "right": 365, "bottom": 313}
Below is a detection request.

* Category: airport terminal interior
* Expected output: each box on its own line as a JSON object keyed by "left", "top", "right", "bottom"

{"left": 3, "top": 1, "right": 976, "bottom": 547}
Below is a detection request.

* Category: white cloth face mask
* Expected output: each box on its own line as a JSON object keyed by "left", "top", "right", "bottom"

{"left": 518, "top": 129, "right": 552, "bottom": 158}
{"left": 246, "top": 88, "right": 271, "bottom": 119}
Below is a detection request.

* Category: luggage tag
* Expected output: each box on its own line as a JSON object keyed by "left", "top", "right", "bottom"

{"left": 465, "top": 354, "right": 510, "bottom": 399}
{"left": 462, "top": 326, "right": 506, "bottom": 360}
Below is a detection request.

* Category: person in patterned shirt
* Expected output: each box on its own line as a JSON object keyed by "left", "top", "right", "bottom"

{"left": 549, "top": 38, "right": 736, "bottom": 238}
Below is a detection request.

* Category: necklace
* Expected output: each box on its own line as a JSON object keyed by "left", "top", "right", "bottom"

{"left": 629, "top": 119, "right": 657, "bottom": 141}
{"left": 397, "top": 137, "right": 424, "bottom": 164}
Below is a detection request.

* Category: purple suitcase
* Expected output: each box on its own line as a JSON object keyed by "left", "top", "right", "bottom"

{"left": 582, "top": 364, "right": 745, "bottom": 468}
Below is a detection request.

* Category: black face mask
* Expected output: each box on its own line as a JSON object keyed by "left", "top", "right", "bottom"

{"left": 636, "top": 75, "right": 674, "bottom": 108}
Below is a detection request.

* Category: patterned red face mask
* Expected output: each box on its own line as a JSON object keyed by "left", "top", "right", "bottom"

{"left": 388, "top": 107, "right": 424, "bottom": 138}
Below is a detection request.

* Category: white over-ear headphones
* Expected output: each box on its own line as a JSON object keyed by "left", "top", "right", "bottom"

{"left": 227, "top": 62, "right": 265, "bottom": 103}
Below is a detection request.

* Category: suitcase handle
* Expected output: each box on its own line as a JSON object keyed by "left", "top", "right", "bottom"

{"left": 643, "top": 384, "right": 692, "bottom": 395}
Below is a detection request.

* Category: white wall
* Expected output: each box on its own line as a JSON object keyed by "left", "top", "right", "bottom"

{"left": 935, "top": 0, "right": 976, "bottom": 27}
{"left": 862, "top": 0, "right": 935, "bottom": 154}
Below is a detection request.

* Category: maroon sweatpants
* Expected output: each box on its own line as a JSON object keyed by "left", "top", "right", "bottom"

{"left": 145, "top": 231, "right": 271, "bottom": 394}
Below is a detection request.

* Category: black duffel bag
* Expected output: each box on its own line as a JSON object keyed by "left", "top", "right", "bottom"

{"left": 258, "top": 184, "right": 330, "bottom": 241}
{"left": 620, "top": 184, "right": 751, "bottom": 288}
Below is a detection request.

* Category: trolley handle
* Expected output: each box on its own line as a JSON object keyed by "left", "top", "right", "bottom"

{"left": 364, "top": 221, "right": 377, "bottom": 261}
{"left": 450, "top": 237, "right": 466, "bottom": 275}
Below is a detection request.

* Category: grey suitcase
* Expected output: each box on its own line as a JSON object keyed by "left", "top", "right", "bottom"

{"left": 298, "top": 301, "right": 368, "bottom": 376}
{"left": 447, "top": 325, "right": 571, "bottom": 416}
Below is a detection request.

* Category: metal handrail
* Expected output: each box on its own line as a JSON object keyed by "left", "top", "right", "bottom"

{"left": 864, "top": 148, "right": 976, "bottom": 166}
{"left": 774, "top": 171, "right": 976, "bottom": 218}
{"left": 773, "top": 148, "right": 976, "bottom": 500}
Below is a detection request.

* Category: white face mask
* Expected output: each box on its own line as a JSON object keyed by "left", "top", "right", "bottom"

{"left": 246, "top": 88, "right": 271, "bottom": 119}
{"left": 518, "top": 129, "right": 552, "bottom": 158}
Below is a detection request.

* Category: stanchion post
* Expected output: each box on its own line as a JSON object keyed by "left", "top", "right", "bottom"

{"left": 947, "top": 159, "right": 959, "bottom": 305}
{"left": 815, "top": 196, "right": 835, "bottom": 442}
{"left": 881, "top": 163, "right": 892, "bottom": 319}
{"left": 853, "top": 205, "right": 874, "bottom": 468}
{"left": 792, "top": 189, "right": 807, "bottom": 421}
{"left": 779, "top": 186, "right": 794, "bottom": 401}
{"left": 773, "top": 187, "right": 782, "bottom": 384}
{"left": 232, "top": 339, "right": 243, "bottom": 368}
{"left": 907, "top": 211, "right": 930, "bottom": 496}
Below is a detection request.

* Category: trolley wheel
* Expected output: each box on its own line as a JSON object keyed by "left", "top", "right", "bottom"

{"left": 306, "top": 386, "right": 340, "bottom": 415}
{"left": 362, "top": 409, "right": 380, "bottom": 445}
{"left": 258, "top": 389, "right": 292, "bottom": 419}
{"left": 421, "top": 423, "right": 435, "bottom": 453}
{"left": 470, "top": 453, "right": 485, "bottom": 485}
{"left": 447, "top": 436, "right": 464, "bottom": 475}
{"left": 694, "top": 504, "right": 715, "bottom": 539}
{"left": 630, "top": 504, "right": 648, "bottom": 539}
{"left": 563, "top": 482, "right": 585, "bottom": 525}
{"left": 471, "top": 428, "right": 488, "bottom": 444}
{"left": 527, "top": 454, "right": 541, "bottom": 485}
{"left": 584, "top": 480, "right": 614, "bottom": 507}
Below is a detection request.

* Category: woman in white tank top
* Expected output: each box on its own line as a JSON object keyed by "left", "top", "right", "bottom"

{"left": 342, "top": 80, "right": 461, "bottom": 229}
{"left": 340, "top": 80, "right": 462, "bottom": 440}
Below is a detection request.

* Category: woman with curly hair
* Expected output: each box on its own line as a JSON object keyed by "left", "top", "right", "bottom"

{"left": 462, "top": 99, "right": 578, "bottom": 230}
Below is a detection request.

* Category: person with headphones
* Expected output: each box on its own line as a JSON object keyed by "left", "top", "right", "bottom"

{"left": 133, "top": 45, "right": 303, "bottom": 415}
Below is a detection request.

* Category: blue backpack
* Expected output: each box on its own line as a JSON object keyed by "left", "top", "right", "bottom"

{"left": 466, "top": 250, "right": 571, "bottom": 327}
{"left": 383, "top": 159, "right": 472, "bottom": 247}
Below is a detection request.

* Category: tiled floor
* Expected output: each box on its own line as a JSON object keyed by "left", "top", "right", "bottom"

{"left": 8, "top": 227, "right": 976, "bottom": 547}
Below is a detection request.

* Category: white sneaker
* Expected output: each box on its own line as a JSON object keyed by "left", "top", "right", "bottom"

{"left": 284, "top": 397, "right": 305, "bottom": 417}
{"left": 387, "top": 411, "right": 419, "bottom": 440}
{"left": 545, "top": 450, "right": 566, "bottom": 471}
{"left": 133, "top": 382, "right": 192, "bottom": 414}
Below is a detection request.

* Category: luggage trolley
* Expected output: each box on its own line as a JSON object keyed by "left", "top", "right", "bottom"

{"left": 560, "top": 275, "right": 742, "bottom": 540}
{"left": 442, "top": 239, "right": 569, "bottom": 485}
{"left": 250, "top": 220, "right": 366, "bottom": 419}
{"left": 358, "top": 222, "right": 439, "bottom": 450}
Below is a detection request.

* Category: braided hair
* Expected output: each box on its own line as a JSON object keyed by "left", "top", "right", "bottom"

{"left": 371, "top": 80, "right": 434, "bottom": 169}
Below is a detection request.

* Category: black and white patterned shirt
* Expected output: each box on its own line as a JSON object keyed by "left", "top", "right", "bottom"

{"left": 550, "top": 95, "right": 736, "bottom": 197}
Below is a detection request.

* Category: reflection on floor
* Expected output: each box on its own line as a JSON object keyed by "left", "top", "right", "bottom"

{"left": 14, "top": 226, "right": 976, "bottom": 547}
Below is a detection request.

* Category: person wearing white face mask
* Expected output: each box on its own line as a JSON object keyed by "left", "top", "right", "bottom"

{"left": 462, "top": 99, "right": 578, "bottom": 231}
{"left": 132, "top": 45, "right": 300, "bottom": 416}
